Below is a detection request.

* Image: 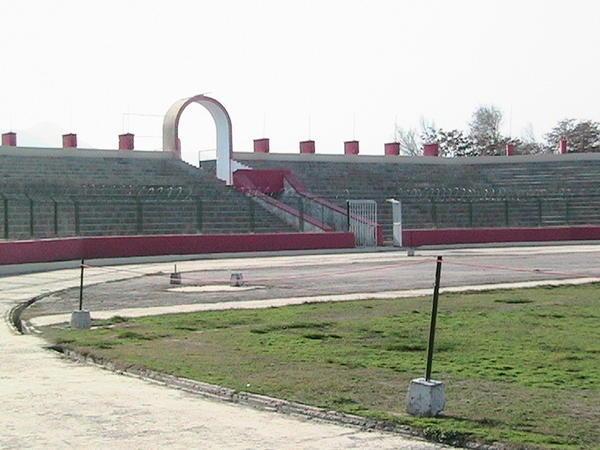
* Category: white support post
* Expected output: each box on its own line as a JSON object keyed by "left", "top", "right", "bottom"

{"left": 387, "top": 199, "right": 403, "bottom": 247}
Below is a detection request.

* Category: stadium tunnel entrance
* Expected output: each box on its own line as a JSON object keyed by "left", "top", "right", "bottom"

{"left": 163, "top": 94, "right": 233, "bottom": 184}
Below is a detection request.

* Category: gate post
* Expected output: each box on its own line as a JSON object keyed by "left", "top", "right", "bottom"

{"left": 387, "top": 198, "right": 402, "bottom": 247}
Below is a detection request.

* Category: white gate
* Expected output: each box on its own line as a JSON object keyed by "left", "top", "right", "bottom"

{"left": 347, "top": 200, "right": 378, "bottom": 247}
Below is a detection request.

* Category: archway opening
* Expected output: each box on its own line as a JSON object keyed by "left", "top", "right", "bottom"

{"left": 177, "top": 103, "right": 216, "bottom": 167}
{"left": 163, "top": 95, "right": 233, "bottom": 184}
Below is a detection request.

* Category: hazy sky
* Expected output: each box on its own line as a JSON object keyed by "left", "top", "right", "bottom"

{"left": 1, "top": 0, "right": 599, "bottom": 163}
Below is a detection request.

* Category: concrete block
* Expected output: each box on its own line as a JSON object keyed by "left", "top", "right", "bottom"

{"left": 230, "top": 272, "right": 244, "bottom": 287}
{"left": 70, "top": 310, "right": 91, "bottom": 329}
{"left": 406, "top": 378, "right": 445, "bottom": 417}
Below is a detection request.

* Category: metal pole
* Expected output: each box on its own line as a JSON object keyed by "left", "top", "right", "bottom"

{"left": 79, "top": 259, "right": 85, "bottom": 311}
{"left": 73, "top": 199, "right": 80, "bottom": 235}
{"left": 135, "top": 196, "right": 143, "bottom": 234}
{"left": 248, "top": 197, "right": 255, "bottom": 232}
{"left": 2, "top": 194, "right": 8, "bottom": 240}
{"left": 196, "top": 197, "right": 203, "bottom": 232}
{"left": 346, "top": 200, "right": 350, "bottom": 231}
{"left": 297, "top": 197, "right": 304, "bottom": 231}
{"left": 468, "top": 200, "right": 474, "bottom": 227}
{"left": 28, "top": 195, "right": 34, "bottom": 238}
{"left": 52, "top": 198, "right": 59, "bottom": 236}
{"left": 425, "top": 255, "right": 443, "bottom": 381}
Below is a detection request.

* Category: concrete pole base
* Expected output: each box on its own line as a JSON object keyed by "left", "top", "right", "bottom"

{"left": 406, "top": 378, "right": 445, "bottom": 416}
{"left": 230, "top": 272, "right": 244, "bottom": 287}
{"left": 407, "top": 248, "right": 415, "bottom": 257}
{"left": 70, "top": 310, "right": 92, "bottom": 329}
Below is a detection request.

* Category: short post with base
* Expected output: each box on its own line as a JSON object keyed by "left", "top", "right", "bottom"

{"left": 170, "top": 264, "right": 182, "bottom": 285}
{"left": 406, "top": 255, "right": 446, "bottom": 416}
{"left": 70, "top": 259, "right": 91, "bottom": 329}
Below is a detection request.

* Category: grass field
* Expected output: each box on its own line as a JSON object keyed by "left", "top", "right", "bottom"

{"left": 44, "top": 284, "right": 600, "bottom": 449}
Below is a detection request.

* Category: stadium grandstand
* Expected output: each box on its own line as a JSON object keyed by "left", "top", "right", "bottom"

{"left": 2, "top": 94, "right": 600, "bottom": 265}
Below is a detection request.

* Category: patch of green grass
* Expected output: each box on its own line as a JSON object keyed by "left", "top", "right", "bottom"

{"left": 44, "top": 283, "right": 600, "bottom": 449}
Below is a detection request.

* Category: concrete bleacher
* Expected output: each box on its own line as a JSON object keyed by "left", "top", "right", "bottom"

{"left": 233, "top": 152, "right": 600, "bottom": 241}
{"left": 0, "top": 147, "right": 293, "bottom": 240}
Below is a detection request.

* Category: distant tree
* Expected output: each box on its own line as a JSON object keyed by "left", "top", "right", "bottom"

{"left": 438, "top": 129, "right": 473, "bottom": 157}
{"left": 544, "top": 119, "right": 600, "bottom": 153}
{"left": 468, "top": 105, "right": 505, "bottom": 156}
{"left": 516, "top": 123, "right": 545, "bottom": 154}
{"left": 394, "top": 126, "right": 420, "bottom": 156}
{"left": 419, "top": 118, "right": 438, "bottom": 145}
{"left": 394, "top": 118, "right": 437, "bottom": 156}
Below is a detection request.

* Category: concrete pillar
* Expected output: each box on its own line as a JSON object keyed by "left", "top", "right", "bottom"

{"left": 559, "top": 138, "right": 568, "bottom": 154}
{"left": 119, "top": 133, "right": 134, "bottom": 151}
{"left": 70, "top": 310, "right": 91, "bottom": 329}
{"left": 1, "top": 132, "right": 16, "bottom": 146}
{"left": 384, "top": 142, "right": 400, "bottom": 156}
{"left": 406, "top": 378, "right": 445, "bottom": 417}
{"left": 506, "top": 143, "right": 516, "bottom": 156}
{"left": 254, "top": 138, "right": 270, "bottom": 153}
{"left": 62, "top": 133, "right": 77, "bottom": 148}
{"left": 299, "top": 140, "right": 315, "bottom": 154}
{"left": 423, "top": 143, "right": 439, "bottom": 157}
{"left": 344, "top": 140, "right": 359, "bottom": 155}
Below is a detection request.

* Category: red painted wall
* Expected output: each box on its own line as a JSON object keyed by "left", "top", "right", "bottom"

{"left": 0, "top": 232, "right": 355, "bottom": 265}
{"left": 403, "top": 225, "right": 600, "bottom": 247}
{"left": 233, "top": 169, "right": 290, "bottom": 194}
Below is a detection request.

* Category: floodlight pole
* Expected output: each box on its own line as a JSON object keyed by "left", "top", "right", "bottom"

{"left": 425, "top": 256, "right": 443, "bottom": 381}
{"left": 79, "top": 259, "right": 85, "bottom": 311}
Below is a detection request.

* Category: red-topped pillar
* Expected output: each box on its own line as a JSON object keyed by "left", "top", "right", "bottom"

{"left": 423, "top": 143, "right": 439, "bottom": 157}
{"left": 384, "top": 142, "right": 400, "bottom": 156}
{"left": 300, "top": 140, "right": 315, "bottom": 154}
{"left": 119, "top": 133, "right": 134, "bottom": 151}
{"left": 1, "top": 132, "right": 16, "bottom": 146}
{"left": 559, "top": 138, "right": 568, "bottom": 154}
{"left": 254, "top": 138, "right": 270, "bottom": 153}
{"left": 344, "top": 140, "right": 359, "bottom": 155}
{"left": 506, "top": 143, "right": 516, "bottom": 156}
{"left": 62, "top": 133, "right": 77, "bottom": 148}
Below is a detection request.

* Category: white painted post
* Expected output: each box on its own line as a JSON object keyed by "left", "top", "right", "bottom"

{"left": 387, "top": 199, "right": 403, "bottom": 247}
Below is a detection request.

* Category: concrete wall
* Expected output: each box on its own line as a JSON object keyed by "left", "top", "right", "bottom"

{"left": 0, "top": 145, "right": 174, "bottom": 160}
{"left": 0, "top": 232, "right": 356, "bottom": 265}
{"left": 233, "top": 150, "right": 600, "bottom": 165}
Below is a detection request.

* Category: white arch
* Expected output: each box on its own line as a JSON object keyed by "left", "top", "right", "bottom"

{"left": 163, "top": 95, "right": 233, "bottom": 184}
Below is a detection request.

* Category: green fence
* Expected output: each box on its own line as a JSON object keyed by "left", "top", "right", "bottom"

{"left": 0, "top": 184, "right": 264, "bottom": 240}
